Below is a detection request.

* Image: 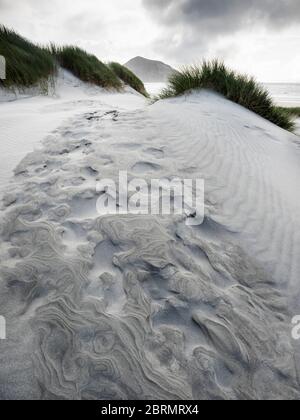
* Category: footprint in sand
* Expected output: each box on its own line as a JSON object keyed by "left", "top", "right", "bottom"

{"left": 131, "top": 161, "right": 162, "bottom": 174}
{"left": 144, "top": 147, "right": 165, "bottom": 159}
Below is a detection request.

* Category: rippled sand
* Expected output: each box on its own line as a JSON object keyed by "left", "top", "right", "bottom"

{"left": 1, "top": 78, "right": 300, "bottom": 399}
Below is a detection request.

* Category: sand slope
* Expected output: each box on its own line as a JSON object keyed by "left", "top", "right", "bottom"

{"left": 0, "top": 70, "right": 145, "bottom": 192}
{"left": 0, "top": 87, "right": 300, "bottom": 399}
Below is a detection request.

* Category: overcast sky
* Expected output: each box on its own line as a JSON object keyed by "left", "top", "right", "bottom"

{"left": 0, "top": 0, "right": 299, "bottom": 82}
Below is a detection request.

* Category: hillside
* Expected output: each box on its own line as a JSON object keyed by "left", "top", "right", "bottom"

{"left": 124, "top": 56, "right": 177, "bottom": 83}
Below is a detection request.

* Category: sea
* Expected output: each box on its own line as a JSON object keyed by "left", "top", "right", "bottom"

{"left": 263, "top": 83, "right": 300, "bottom": 108}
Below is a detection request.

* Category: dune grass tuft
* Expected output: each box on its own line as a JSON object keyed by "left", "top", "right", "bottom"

{"left": 0, "top": 25, "right": 56, "bottom": 90}
{"left": 160, "top": 60, "right": 294, "bottom": 131}
{"left": 51, "top": 45, "right": 122, "bottom": 90}
{"left": 278, "top": 107, "right": 300, "bottom": 118}
{"left": 109, "top": 62, "right": 148, "bottom": 97}
{"left": 0, "top": 25, "right": 147, "bottom": 95}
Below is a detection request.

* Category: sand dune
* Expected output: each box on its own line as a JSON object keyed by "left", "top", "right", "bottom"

{"left": 0, "top": 70, "right": 145, "bottom": 192}
{"left": 0, "top": 80, "right": 300, "bottom": 399}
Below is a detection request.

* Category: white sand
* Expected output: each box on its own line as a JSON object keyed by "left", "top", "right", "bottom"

{"left": 0, "top": 77, "right": 300, "bottom": 399}
{"left": 0, "top": 70, "right": 145, "bottom": 193}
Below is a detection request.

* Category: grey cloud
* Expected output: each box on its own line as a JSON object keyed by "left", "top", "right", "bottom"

{"left": 143, "top": 0, "right": 300, "bottom": 29}
{"left": 142, "top": 0, "right": 300, "bottom": 62}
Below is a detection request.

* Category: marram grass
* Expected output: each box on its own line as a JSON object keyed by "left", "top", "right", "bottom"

{"left": 0, "top": 25, "right": 148, "bottom": 95}
{"left": 160, "top": 60, "right": 294, "bottom": 131}
{"left": 0, "top": 25, "right": 56, "bottom": 90}
{"left": 109, "top": 62, "right": 148, "bottom": 97}
{"left": 278, "top": 107, "right": 300, "bottom": 118}
{"left": 51, "top": 45, "right": 122, "bottom": 90}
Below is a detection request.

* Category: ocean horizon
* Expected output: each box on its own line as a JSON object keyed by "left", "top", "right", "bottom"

{"left": 263, "top": 82, "right": 300, "bottom": 107}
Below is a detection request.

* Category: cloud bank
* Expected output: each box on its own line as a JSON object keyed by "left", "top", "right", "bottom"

{"left": 142, "top": 0, "right": 300, "bottom": 80}
{"left": 143, "top": 0, "right": 300, "bottom": 31}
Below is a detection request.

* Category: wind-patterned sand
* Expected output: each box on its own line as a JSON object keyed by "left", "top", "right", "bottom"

{"left": 1, "top": 88, "right": 300, "bottom": 399}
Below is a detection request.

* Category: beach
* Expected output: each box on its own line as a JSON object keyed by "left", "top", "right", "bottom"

{"left": 0, "top": 73, "right": 300, "bottom": 399}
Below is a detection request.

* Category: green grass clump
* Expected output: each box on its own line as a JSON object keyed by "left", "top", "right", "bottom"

{"left": 160, "top": 60, "right": 294, "bottom": 131}
{"left": 52, "top": 45, "right": 122, "bottom": 90}
{"left": 0, "top": 25, "right": 56, "bottom": 90}
{"left": 278, "top": 107, "right": 300, "bottom": 118}
{"left": 108, "top": 62, "right": 148, "bottom": 97}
